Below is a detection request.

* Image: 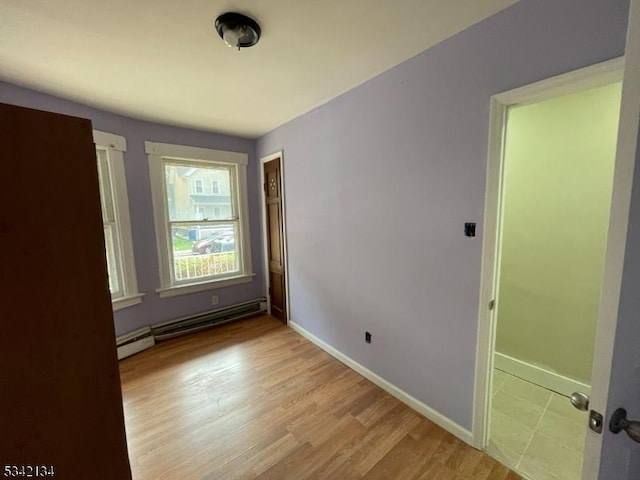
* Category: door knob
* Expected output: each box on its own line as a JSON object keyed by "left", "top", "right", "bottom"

{"left": 570, "top": 392, "right": 590, "bottom": 411}
{"left": 609, "top": 408, "right": 640, "bottom": 443}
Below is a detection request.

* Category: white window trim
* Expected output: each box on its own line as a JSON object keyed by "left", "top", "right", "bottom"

{"left": 145, "top": 141, "right": 253, "bottom": 297}
{"left": 94, "top": 130, "right": 143, "bottom": 311}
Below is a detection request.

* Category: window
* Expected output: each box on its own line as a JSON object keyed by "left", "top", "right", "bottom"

{"left": 194, "top": 205, "right": 206, "bottom": 219}
{"left": 146, "top": 142, "right": 253, "bottom": 297}
{"left": 94, "top": 131, "right": 143, "bottom": 310}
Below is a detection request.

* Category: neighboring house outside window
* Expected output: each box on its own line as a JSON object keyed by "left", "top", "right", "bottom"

{"left": 94, "top": 130, "right": 143, "bottom": 310}
{"left": 185, "top": 169, "right": 232, "bottom": 220}
{"left": 146, "top": 142, "right": 253, "bottom": 297}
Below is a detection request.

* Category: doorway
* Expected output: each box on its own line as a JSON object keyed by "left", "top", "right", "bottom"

{"left": 261, "top": 152, "right": 288, "bottom": 323}
{"left": 474, "top": 59, "right": 625, "bottom": 480}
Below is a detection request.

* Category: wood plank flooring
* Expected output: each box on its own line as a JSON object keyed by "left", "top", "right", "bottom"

{"left": 119, "top": 315, "right": 522, "bottom": 479}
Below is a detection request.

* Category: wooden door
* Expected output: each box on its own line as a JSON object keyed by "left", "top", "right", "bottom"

{"left": 263, "top": 158, "right": 287, "bottom": 323}
{"left": 0, "top": 104, "right": 132, "bottom": 479}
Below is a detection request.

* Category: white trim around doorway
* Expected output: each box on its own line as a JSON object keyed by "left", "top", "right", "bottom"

{"left": 471, "top": 56, "right": 625, "bottom": 464}
{"left": 259, "top": 151, "right": 291, "bottom": 323}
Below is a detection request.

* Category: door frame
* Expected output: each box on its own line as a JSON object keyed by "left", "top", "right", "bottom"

{"left": 259, "top": 150, "right": 290, "bottom": 322}
{"left": 471, "top": 57, "right": 627, "bottom": 473}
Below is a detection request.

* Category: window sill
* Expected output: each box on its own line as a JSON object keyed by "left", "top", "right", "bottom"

{"left": 112, "top": 293, "right": 145, "bottom": 311}
{"left": 155, "top": 273, "right": 255, "bottom": 298}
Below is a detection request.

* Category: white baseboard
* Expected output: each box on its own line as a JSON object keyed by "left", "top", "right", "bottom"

{"left": 494, "top": 352, "right": 591, "bottom": 397}
{"left": 288, "top": 321, "right": 473, "bottom": 445}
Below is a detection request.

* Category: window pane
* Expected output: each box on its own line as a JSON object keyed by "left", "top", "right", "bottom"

{"left": 104, "top": 225, "right": 122, "bottom": 297}
{"left": 172, "top": 223, "right": 239, "bottom": 282}
{"left": 164, "top": 163, "right": 233, "bottom": 221}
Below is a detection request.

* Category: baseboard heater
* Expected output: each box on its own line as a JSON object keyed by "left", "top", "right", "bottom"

{"left": 151, "top": 297, "right": 267, "bottom": 341}
{"left": 116, "top": 327, "right": 155, "bottom": 360}
{"left": 116, "top": 298, "right": 267, "bottom": 360}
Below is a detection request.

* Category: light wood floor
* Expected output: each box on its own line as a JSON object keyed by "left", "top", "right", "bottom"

{"left": 119, "top": 315, "right": 522, "bottom": 480}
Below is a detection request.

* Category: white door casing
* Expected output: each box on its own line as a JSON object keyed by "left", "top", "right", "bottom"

{"left": 473, "top": 56, "right": 624, "bottom": 449}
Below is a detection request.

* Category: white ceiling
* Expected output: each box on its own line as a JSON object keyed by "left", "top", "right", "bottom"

{"left": 0, "top": 0, "right": 517, "bottom": 138}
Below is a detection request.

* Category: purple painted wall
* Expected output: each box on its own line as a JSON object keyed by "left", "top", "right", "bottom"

{"left": 0, "top": 82, "right": 265, "bottom": 336}
{"left": 256, "top": 0, "right": 629, "bottom": 430}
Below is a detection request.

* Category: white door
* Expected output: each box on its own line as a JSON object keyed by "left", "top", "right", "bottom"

{"left": 588, "top": 0, "right": 640, "bottom": 477}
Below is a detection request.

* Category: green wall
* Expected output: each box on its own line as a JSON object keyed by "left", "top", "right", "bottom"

{"left": 495, "top": 82, "right": 622, "bottom": 385}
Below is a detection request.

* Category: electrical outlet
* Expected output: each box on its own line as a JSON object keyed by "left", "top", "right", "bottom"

{"left": 211, "top": 295, "right": 219, "bottom": 305}
{"left": 365, "top": 331, "right": 372, "bottom": 344}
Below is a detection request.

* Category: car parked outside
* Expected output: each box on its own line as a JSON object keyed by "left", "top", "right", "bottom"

{"left": 192, "top": 229, "right": 235, "bottom": 254}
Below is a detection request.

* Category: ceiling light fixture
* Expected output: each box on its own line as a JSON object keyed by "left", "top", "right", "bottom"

{"left": 215, "top": 12, "right": 261, "bottom": 50}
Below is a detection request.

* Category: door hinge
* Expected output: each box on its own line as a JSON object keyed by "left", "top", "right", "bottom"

{"left": 263, "top": 183, "right": 267, "bottom": 192}
{"left": 268, "top": 286, "right": 272, "bottom": 295}
{"left": 489, "top": 299, "right": 495, "bottom": 310}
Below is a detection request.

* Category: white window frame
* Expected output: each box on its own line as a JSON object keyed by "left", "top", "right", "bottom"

{"left": 146, "top": 141, "right": 254, "bottom": 298}
{"left": 93, "top": 130, "right": 143, "bottom": 311}
{"left": 211, "top": 180, "right": 220, "bottom": 194}
{"left": 194, "top": 179, "right": 204, "bottom": 194}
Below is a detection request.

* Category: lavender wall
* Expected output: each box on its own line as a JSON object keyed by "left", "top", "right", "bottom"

{"left": 256, "top": 0, "right": 629, "bottom": 430}
{"left": 0, "top": 82, "right": 265, "bottom": 336}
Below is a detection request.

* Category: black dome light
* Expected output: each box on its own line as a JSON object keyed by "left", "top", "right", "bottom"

{"left": 215, "top": 12, "right": 261, "bottom": 50}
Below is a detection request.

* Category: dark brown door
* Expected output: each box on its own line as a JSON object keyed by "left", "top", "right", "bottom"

{"left": 0, "top": 104, "right": 132, "bottom": 479}
{"left": 263, "top": 158, "right": 287, "bottom": 323}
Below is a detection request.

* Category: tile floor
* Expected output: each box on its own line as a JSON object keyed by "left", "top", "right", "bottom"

{"left": 485, "top": 369, "right": 589, "bottom": 480}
